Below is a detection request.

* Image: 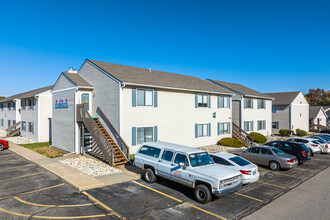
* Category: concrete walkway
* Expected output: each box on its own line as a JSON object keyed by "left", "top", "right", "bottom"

{"left": 243, "top": 167, "right": 330, "bottom": 220}
{"left": 8, "top": 141, "right": 138, "bottom": 191}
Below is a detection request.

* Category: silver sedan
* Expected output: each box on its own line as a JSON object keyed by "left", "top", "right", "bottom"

{"left": 237, "top": 146, "right": 298, "bottom": 170}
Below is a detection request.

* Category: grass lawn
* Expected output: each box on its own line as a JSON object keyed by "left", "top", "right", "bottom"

{"left": 20, "top": 142, "right": 66, "bottom": 158}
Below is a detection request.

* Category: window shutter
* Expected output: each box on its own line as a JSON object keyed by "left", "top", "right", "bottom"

{"left": 132, "top": 127, "right": 137, "bottom": 145}
{"left": 154, "top": 126, "right": 158, "bottom": 142}
{"left": 195, "top": 124, "right": 198, "bottom": 138}
{"left": 251, "top": 121, "right": 254, "bottom": 131}
{"left": 228, "top": 97, "right": 231, "bottom": 108}
{"left": 244, "top": 99, "right": 246, "bottom": 109}
{"left": 228, "top": 122, "right": 231, "bottom": 134}
{"left": 264, "top": 120, "right": 266, "bottom": 129}
{"left": 154, "top": 90, "right": 158, "bottom": 107}
{"left": 244, "top": 122, "right": 247, "bottom": 131}
{"left": 217, "top": 96, "right": 220, "bottom": 108}
{"left": 257, "top": 121, "right": 260, "bottom": 130}
{"left": 264, "top": 100, "right": 266, "bottom": 109}
{"left": 251, "top": 99, "right": 254, "bottom": 109}
{"left": 208, "top": 95, "right": 211, "bottom": 108}
{"left": 217, "top": 123, "right": 220, "bottom": 135}
{"left": 208, "top": 123, "right": 211, "bottom": 136}
{"left": 132, "top": 88, "right": 137, "bottom": 107}
{"left": 195, "top": 94, "right": 198, "bottom": 108}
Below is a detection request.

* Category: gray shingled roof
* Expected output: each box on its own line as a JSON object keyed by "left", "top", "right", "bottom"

{"left": 63, "top": 72, "right": 93, "bottom": 87}
{"left": 0, "top": 85, "right": 53, "bottom": 103}
{"left": 206, "top": 79, "right": 273, "bottom": 99}
{"left": 87, "top": 59, "right": 233, "bottom": 95}
{"left": 265, "top": 91, "right": 300, "bottom": 105}
{"left": 309, "top": 106, "right": 326, "bottom": 119}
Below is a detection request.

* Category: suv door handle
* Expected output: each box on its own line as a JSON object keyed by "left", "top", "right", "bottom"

{"left": 158, "top": 160, "right": 162, "bottom": 162}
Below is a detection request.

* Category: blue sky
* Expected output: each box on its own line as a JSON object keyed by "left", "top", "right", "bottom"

{"left": 0, "top": 0, "right": 329, "bottom": 97}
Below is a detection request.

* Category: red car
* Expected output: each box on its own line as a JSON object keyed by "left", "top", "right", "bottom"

{"left": 0, "top": 139, "right": 9, "bottom": 151}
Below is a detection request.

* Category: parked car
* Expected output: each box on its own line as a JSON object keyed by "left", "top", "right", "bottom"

{"left": 0, "top": 139, "right": 9, "bottom": 151}
{"left": 306, "top": 136, "right": 330, "bottom": 154}
{"left": 210, "top": 152, "right": 259, "bottom": 184}
{"left": 237, "top": 146, "right": 298, "bottom": 170}
{"left": 320, "top": 129, "right": 330, "bottom": 134}
{"left": 265, "top": 141, "right": 310, "bottom": 164}
{"left": 134, "top": 142, "right": 242, "bottom": 204}
{"left": 285, "top": 137, "right": 321, "bottom": 156}
{"left": 312, "top": 135, "right": 330, "bottom": 143}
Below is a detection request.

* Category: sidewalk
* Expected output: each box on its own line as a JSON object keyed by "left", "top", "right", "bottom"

{"left": 7, "top": 141, "right": 139, "bottom": 191}
{"left": 243, "top": 167, "right": 330, "bottom": 220}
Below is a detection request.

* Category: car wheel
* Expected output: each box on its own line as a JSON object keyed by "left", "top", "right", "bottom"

{"left": 269, "top": 161, "right": 280, "bottom": 171}
{"left": 195, "top": 184, "right": 211, "bottom": 204}
{"left": 0, "top": 144, "right": 4, "bottom": 151}
{"left": 143, "top": 168, "right": 156, "bottom": 183}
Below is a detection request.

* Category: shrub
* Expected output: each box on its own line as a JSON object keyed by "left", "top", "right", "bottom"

{"left": 218, "top": 138, "right": 245, "bottom": 148}
{"left": 249, "top": 132, "right": 267, "bottom": 144}
{"left": 296, "top": 129, "right": 307, "bottom": 137}
{"left": 130, "top": 154, "right": 135, "bottom": 161}
{"left": 279, "top": 129, "right": 293, "bottom": 136}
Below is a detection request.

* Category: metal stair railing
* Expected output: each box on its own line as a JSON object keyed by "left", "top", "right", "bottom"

{"left": 96, "top": 107, "right": 129, "bottom": 161}
{"left": 76, "top": 104, "right": 114, "bottom": 166}
{"left": 232, "top": 122, "right": 254, "bottom": 147}
{"left": 6, "top": 121, "right": 21, "bottom": 137}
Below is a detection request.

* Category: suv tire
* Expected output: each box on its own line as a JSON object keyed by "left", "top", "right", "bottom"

{"left": 143, "top": 168, "right": 156, "bottom": 183}
{"left": 195, "top": 184, "right": 211, "bottom": 204}
{"left": 269, "top": 161, "right": 280, "bottom": 171}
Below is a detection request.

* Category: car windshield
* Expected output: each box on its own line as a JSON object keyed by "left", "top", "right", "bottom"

{"left": 272, "top": 148, "right": 286, "bottom": 156}
{"left": 229, "top": 156, "right": 251, "bottom": 166}
{"left": 319, "top": 136, "right": 330, "bottom": 141}
{"left": 315, "top": 139, "right": 326, "bottom": 144}
{"left": 189, "top": 152, "right": 214, "bottom": 167}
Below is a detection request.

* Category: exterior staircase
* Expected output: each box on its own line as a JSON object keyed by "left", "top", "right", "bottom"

{"left": 232, "top": 122, "right": 254, "bottom": 147}
{"left": 76, "top": 104, "right": 129, "bottom": 167}
{"left": 6, "top": 121, "right": 21, "bottom": 137}
{"left": 95, "top": 120, "right": 127, "bottom": 166}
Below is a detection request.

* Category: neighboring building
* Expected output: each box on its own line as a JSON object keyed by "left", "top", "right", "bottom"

{"left": 324, "top": 106, "right": 330, "bottom": 126}
{"left": 309, "top": 106, "right": 328, "bottom": 127}
{"left": 52, "top": 60, "right": 234, "bottom": 155}
{"left": 206, "top": 79, "right": 273, "bottom": 137}
{"left": 0, "top": 86, "right": 53, "bottom": 142}
{"left": 265, "top": 91, "right": 309, "bottom": 133}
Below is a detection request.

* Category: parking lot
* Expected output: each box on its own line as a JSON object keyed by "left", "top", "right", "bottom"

{"left": 0, "top": 149, "right": 329, "bottom": 220}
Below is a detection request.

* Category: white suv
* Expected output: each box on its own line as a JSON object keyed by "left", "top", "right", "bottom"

{"left": 134, "top": 142, "right": 242, "bottom": 204}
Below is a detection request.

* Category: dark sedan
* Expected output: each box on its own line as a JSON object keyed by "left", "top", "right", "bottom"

{"left": 265, "top": 141, "right": 311, "bottom": 164}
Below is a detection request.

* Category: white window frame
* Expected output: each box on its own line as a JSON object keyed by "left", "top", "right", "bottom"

{"left": 244, "top": 121, "right": 253, "bottom": 132}
{"left": 197, "top": 94, "right": 209, "bottom": 108}
{"left": 219, "top": 122, "right": 230, "bottom": 134}
{"left": 244, "top": 98, "right": 253, "bottom": 109}
{"left": 22, "top": 121, "right": 26, "bottom": 131}
{"left": 257, "top": 120, "right": 266, "bottom": 130}
{"left": 137, "top": 127, "right": 154, "bottom": 144}
{"left": 219, "top": 96, "right": 230, "bottom": 108}
{"left": 257, "top": 100, "right": 265, "bottom": 109}
{"left": 272, "top": 122, "right": 279, "bottom": 129}
{"left": 137, "top": 89, "right": 153, "bottom": 106}
{"left": 197, "top": 124, "right": 209, "bottom": 137}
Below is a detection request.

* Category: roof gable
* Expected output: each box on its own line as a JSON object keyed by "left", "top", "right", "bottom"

{"left": 86, "top": 59, "right": 232, "bottom": 95}
{"left": 0, "top": 86, "right": 53, "bottom": 103}
{"left": 309, "top": 106, "right": 327, "bottom": 119}
{"left": 207, "top": 79, "right": 273, "bottom": 99}
{"left": 265, "top": 91, "right": 301, "bottom": 105}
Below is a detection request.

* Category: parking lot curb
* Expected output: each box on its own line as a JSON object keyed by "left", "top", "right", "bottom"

{"left": 7, "top": 141, "right": 105, "bottom": 191}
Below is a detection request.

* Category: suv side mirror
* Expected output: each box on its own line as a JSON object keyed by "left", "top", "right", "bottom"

{"left": 179, "top": 162, "right": 185, "bottom": 167}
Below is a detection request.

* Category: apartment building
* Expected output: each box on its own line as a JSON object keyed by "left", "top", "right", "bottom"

{"left": 52, "top": 60, "right": 234, "bottom": 155}
{"left": 265, "top": 91, "right": 309, "bottom": 133}
{"left": 206, "top": 79, "right": 273, "bottom": 136}
{"left": 0, "top": 86, "right": 53, "bottom": 142}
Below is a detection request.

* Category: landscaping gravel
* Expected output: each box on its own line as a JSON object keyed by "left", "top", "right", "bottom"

{"left": 60, "top": 157, "right": 121, "bottom": 177}
{"left": 198, "top": 144, "right": 247, "bottom": 153}
{"left": 3, "top": 136, "right": 36, "bottom": 144}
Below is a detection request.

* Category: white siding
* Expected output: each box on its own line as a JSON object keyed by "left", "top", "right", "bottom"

{"left": 122, "top": 86, "right": 232, "bottom": 154}
{"left": 290, "top": 92, "right": 309, "bottom": 131}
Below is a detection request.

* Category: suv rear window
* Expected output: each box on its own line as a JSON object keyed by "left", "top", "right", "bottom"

{"left": 138, "top": 146, "right": 161, "bottom": 158}
{"left": 316, "top": 139, "right": 326, "bottom": 144}
{"left": 229, "top": 156, "right": 250, "bottom": 166}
